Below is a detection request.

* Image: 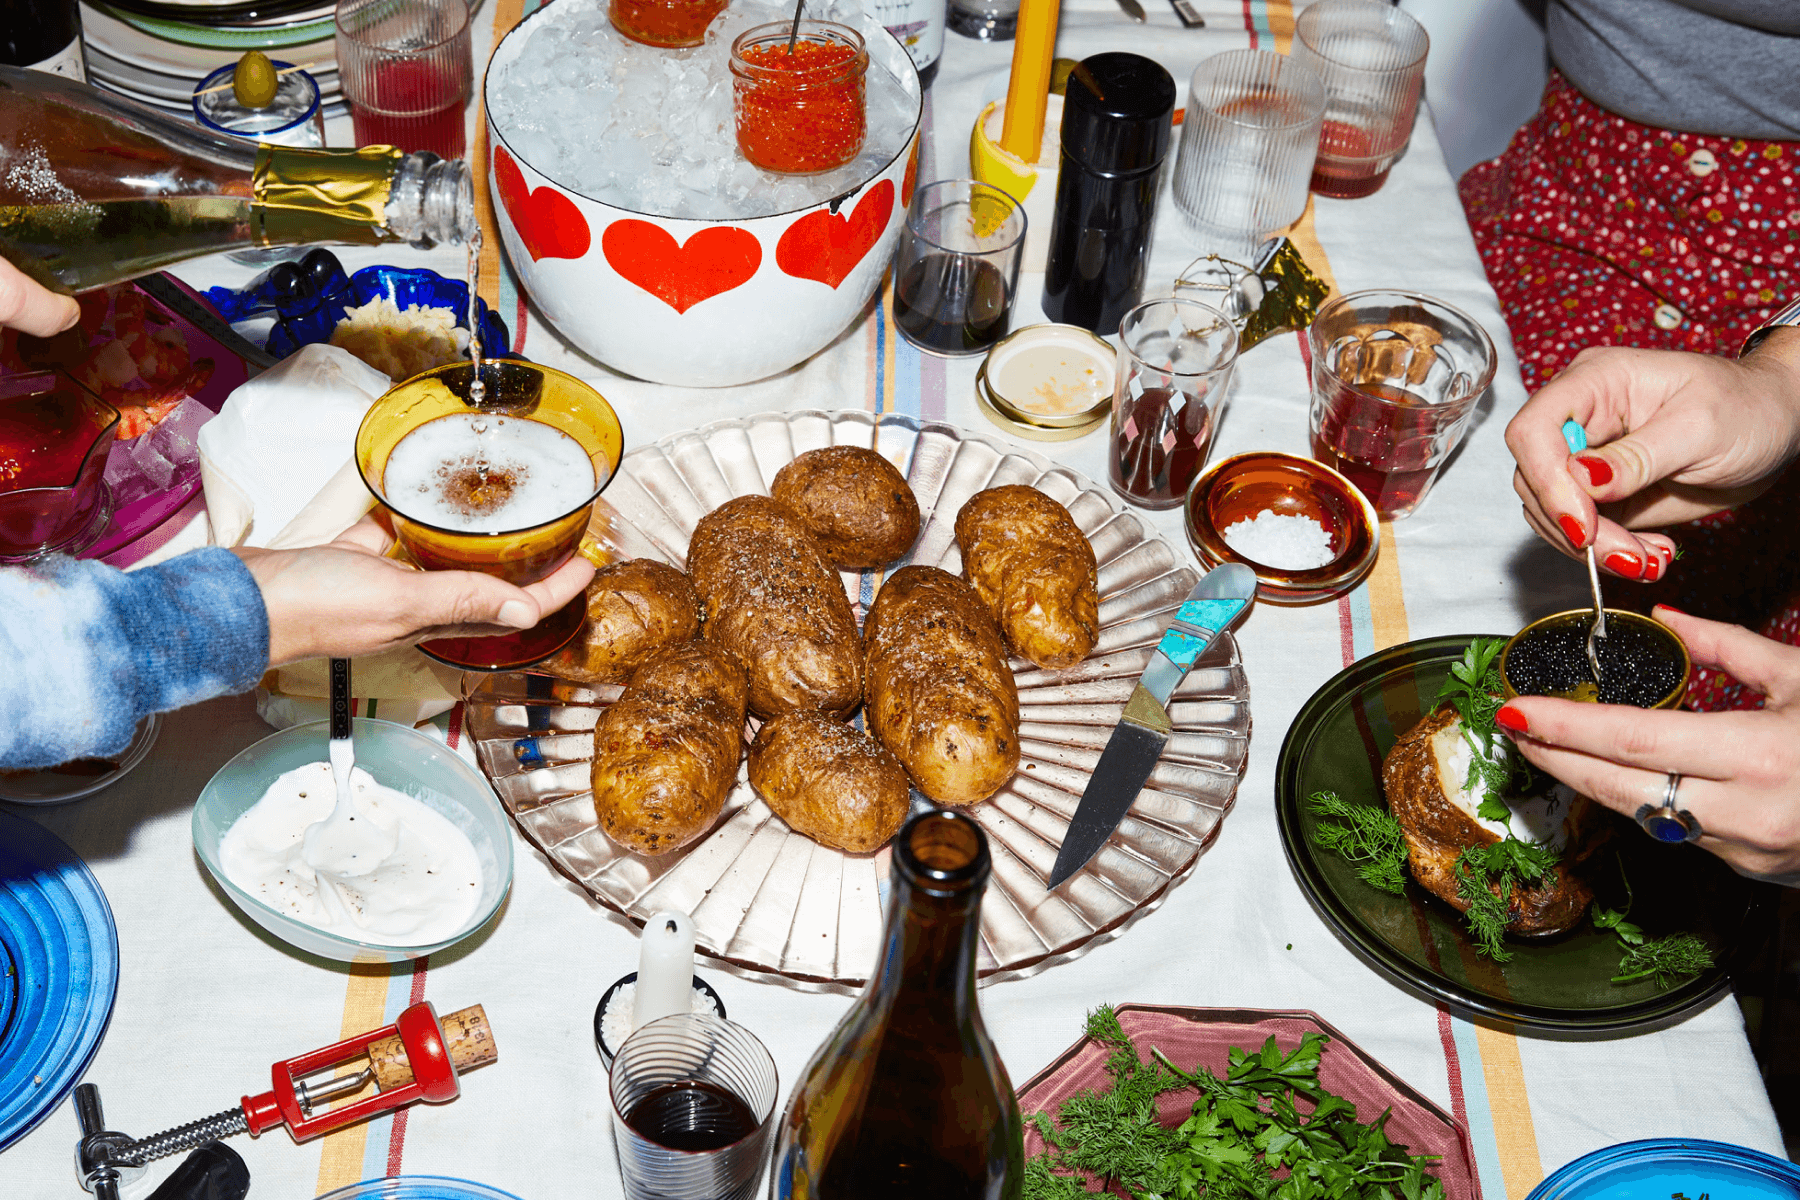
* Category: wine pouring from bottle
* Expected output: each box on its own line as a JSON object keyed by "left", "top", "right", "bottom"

{"left": 771, "top": 808, "right": 1024, "bottom": 1199}
{"left": 0, "top": 66, "right": 475, "bottom": 294}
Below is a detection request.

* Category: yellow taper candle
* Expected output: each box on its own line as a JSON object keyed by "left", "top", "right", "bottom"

{"left": 999, "top": 0, "right": 1059, "bottom": 161}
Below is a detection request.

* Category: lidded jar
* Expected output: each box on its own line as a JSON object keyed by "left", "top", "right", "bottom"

{"left": 730, "top": 20, "right": 868, "bottom": 175}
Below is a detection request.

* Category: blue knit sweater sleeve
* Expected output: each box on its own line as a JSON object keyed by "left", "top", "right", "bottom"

{"left": 0, "top": 548, "right": 270, "bottom": 769}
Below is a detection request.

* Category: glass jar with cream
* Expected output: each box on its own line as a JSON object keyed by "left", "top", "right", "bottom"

{"left": 974, "top": 323, "right": 1115, "bottom": 441}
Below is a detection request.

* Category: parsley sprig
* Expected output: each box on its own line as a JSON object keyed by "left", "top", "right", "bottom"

{"left": 1434, "top": 637, "right": 1530, "bottom": 805}
{"left": 1593, "top": 862, "right": 1715, "bottom": 988}
{"left": 1026, "top": 1006, "right": 1446, "bottom": 1200}
{"left": 1308, "top": 791, "right": 1409, "bottom": 896}
{"left": 1452, "top": 838, "right": 1561, "bottom": 961}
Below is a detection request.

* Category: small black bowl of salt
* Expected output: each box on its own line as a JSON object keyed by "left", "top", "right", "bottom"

{"left": 1184, "top": 452, "right": 1379, "bottom": 604}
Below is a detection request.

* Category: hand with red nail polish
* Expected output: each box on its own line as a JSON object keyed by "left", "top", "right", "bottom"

{"left": 1506, "top": 339, "right": 1800, "bottom": 569}
{"left": 1602, "top": 551, "right": 1644, "bottom": 579}
{"left": 1503, "top": 606, "right": 1800, "bottom": 886}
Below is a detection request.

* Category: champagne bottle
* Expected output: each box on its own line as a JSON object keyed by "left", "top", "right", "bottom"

{"left": 1, "top": 0, "right": 85, "bottom": 81}
{"left": 771, "top": 809, "right": 1024, "bottom": 1199}
{"left": 0, "top": 65, "right": 474, "bottom": 293}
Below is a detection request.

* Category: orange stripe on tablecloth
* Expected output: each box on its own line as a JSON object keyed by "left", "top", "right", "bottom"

{"left": 474, "top": 0, "right": 528, "bottom": 311}
{"left": 1284, "top": 168, "right": 1543, "bottom": 1191}
{"left": 1473, "top": 1021, "right": 1544, "bottom": 1199}
{"left": 1266, "top": 0, "right": 1295, "bottom": 53}
{"left": 313, "top": 963, "right": 397, "bottom": 1195}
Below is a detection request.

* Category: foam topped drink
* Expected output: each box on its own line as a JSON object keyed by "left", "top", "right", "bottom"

{"left": 381, "top": 412, "right": 597, "bottom": 533}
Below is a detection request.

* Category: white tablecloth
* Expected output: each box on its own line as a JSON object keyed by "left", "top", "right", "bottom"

{"left": 3, "top": 1, "right": 1785, "bottom": 1196}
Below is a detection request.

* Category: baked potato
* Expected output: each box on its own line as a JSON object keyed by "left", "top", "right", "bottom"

{"left": 863, "top": 565, "right": 1020, "bottom": 806}
{"left": 748, "top": 710, "right": 911, "bottom": 853}
{"left": 770, "top": 445, "right": 921, "bottom": 570}
{"left": 1384, "top": 706, "right": 1608, "bottom": 936}
{"left": 591, "top": 640, "right": 748, "bottom": 856}
{"left": 544, "top": 558, "right": 700, "bottom": 685}
{"left": 687, "top": 494, "right": 863, "bottom": 720}
{"left": 954, "top": 485, "right": 1100, "bottom": 670}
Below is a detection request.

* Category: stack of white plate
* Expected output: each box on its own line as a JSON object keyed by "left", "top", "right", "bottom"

{"left": 81, "top": 0, "right": 344, "bottom": 118}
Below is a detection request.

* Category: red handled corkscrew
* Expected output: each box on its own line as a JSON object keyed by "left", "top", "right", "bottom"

{"left": 77, "top": 1002, "right": 495, "bottom": 1199}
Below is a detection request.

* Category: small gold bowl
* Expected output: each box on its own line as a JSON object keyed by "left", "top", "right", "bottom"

{"left": 1183, "top": 451, "right": 1379, "bottom": 605}
{"left": 1500, "top": 609, "right": 1690, "bottom": 709}
{"left": 974, "top": 323, "right": 1114, "bottom": 442}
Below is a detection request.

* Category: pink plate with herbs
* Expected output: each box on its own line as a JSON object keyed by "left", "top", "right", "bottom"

{"left": 1018, "top": 1004, "right": 1480, "bottom": 1200}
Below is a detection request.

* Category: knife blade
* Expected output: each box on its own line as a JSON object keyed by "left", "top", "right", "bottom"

{"left": 1115, "top": 0, "right": 1147, "bottom": 22}
{"left": 1047, "top": 562, "right": 1256, "bottom": 889}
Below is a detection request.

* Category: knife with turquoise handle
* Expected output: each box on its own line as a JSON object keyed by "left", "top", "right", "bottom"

{"left": 1047, "top": 562, "right": 1257, "bottom": 889}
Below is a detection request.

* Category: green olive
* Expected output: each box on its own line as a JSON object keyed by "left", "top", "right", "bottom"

{"left": 233, "top": 51, "right": 278, "bottom": 109}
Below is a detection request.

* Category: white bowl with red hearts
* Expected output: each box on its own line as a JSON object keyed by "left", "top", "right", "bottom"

{"left": 483, "top": 11, "right": 922, "bottom": 388}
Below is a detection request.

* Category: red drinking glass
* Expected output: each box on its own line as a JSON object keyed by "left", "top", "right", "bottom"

{"left": 336, "top": 0, "right": 472, "bottom": 160}
{"left": 1306, "top": 289, "right": 1496, "bottom": 519}
{"left": 0, "top": 370, "right": 119, "bottom": 563}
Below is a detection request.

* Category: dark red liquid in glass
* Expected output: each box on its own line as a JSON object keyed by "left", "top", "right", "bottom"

{"left": 1111, "top": 385, "right": 1214, "bottom": 509}
{"left": 350, "top": 61, "right": 466, "bottom": 159}
{"left": 625, "top": 1079, "right": 759, "bottom": 1152}
{"left": 1310, "top": 119, "right": 1389, "bottom": 199}
{"left": 0, "top": 377, "right": 116, "bottom": 558}
{"left": 1310, "top": 378, "right": 1443, "bottom": 517}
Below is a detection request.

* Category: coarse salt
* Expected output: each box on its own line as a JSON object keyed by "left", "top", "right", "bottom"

{"left": 1220, "top": 510, "right": 1334, "bottom": 570}
{"left": 599, "top": 980, "right": 721, "bottom": 1054}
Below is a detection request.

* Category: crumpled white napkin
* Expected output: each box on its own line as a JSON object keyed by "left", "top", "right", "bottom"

{"left": 197, "top": 342, "right": 393, "bottom": 549}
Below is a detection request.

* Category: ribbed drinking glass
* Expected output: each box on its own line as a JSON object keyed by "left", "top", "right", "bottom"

{"left": 1170, "top": 49, "right": 1325, "bottom": 260}
{"left": 1291, "top": 0, "right": 1429, "bottom": 199}
{"left": 335, "top": 0, "right": 472, "bottom": 160}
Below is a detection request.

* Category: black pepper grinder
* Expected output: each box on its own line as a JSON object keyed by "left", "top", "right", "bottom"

{"left": 1041, "top": 53, "right": 1176, "bottom": 336}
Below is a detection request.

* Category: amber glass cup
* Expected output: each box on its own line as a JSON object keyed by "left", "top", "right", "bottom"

{"left": 355, "top": 360, "right": 624, "bottom": 671}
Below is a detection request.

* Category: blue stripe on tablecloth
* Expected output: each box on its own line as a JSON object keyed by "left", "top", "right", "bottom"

{"left": 1449, "top": 1016, "right": 1512, "bottom": 1200}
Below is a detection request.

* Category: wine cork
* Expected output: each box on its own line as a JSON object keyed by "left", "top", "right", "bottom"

{"left": 368, "top": 1004, "right": 498, "bottom": 1091}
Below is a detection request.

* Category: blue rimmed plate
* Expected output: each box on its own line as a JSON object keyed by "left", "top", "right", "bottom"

{"left": 319, "top": 1178, "right": 529, "bottom": 1200}
{"left": 0, "top": 809, "right": 120, "bottom": 1151}
{"left": 1529, "top": 1138, "right": 1800, "bottom": 1200}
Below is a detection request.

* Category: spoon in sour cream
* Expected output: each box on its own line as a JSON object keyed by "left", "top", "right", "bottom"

{"left": 302, "top": 658, "right": 398, "bottom": 877}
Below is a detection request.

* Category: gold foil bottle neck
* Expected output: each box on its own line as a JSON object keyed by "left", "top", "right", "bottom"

{"left": 250, "top": 144, "right": 402, "bottom": 247}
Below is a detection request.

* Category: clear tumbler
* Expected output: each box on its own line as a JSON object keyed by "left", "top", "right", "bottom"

{"left": 1170, "top": 49, "right": 1325, "bottom": 260}
{"left": 1110, "top": 297, "right": 1240, "bottom": 510}
{"left": 1290, "top": 0, "right": 1429, "bottom": 199}
{"left": 609, "top": 1013, "right": 779, "bottom": 1200}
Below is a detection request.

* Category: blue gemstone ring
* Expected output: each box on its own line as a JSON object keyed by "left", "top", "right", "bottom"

{"left": 1635, "top": 773, "right": 1702, "bottom": 843}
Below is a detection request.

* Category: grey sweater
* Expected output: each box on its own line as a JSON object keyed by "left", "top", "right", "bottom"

{"left": 1549, "top": 0, "right": 1800, "bottom": 139}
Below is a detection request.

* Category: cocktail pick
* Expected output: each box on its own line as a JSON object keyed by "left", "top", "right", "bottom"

{"left": 787, "top": 0, "right": 804, "bottom": 52}
{"left": 1562, "top": 419, "right": 1608, "bottom": 685}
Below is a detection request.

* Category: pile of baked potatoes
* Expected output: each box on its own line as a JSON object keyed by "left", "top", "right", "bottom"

{"left": 550, "top": 445, "right": 1101, "bottom": 859}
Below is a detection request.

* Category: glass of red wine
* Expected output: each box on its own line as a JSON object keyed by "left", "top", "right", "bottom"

{"left": 335, "top": 0, "right": 472, "bottom": 161}
{"left": 893, "top": 178, "right": 1026, "bottom": 357}
{"left": 0, "top": 369, "right": 119, "bottom": 563}
{"left": 1289, "top": 0, "right": 1428, "bottom": 199}
{"left": 1109, "top": 297, "right": 1240, "bottom": 510}
{"left": 610, "top": 1013, "right": 778, "bottom": 1200}
{"left": 1306, "top": 289, "right": 1497, "bottom": 519}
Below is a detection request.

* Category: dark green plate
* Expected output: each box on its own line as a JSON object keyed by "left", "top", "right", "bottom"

{"left": 1276, "top": 635, "right": 1770, "bottom": 1034}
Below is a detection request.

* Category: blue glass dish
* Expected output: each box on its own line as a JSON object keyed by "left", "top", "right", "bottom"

{"left": 0, "top": 808, "right": 120, "bottom": 1151}
{"left": 1529, "top": 1138, "right": 1800, "bottom": 1200}
{"left": 318, "top": 1176, "right": 529, "bottom": 1200}
{"left": 206, "top": 251, "right": 511, "bottom": 365}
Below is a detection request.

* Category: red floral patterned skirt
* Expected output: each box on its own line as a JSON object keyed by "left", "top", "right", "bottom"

{"left": 1460, "top": 70, "right": 1800, "bottom": 710}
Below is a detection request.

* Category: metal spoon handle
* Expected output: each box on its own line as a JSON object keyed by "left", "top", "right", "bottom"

{"left": 329, "top": 657, "right": 352, "bottom": 742}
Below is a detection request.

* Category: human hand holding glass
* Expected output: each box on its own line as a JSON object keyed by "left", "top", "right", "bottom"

{"left": 1503, "top": 336, "right": 1800, "bottom": 580}
{"left": 354, "top": 360, "right": 623, "bottom": 670}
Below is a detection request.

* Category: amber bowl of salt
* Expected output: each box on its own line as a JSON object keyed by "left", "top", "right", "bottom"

{"left": 1184, "top": 451, "right": 1378, "bottom": 605}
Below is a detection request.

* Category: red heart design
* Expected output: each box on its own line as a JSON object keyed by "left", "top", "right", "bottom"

{"left": 600, "top": 220, "right": 762, "bottom": 314}
{"left": 493, "top": 145, "right": 591, "bottom": 262}
{"left": 775, "top": 180, "right": 896, "bottom": 290}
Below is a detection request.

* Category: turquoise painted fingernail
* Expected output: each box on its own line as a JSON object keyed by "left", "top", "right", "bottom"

{"left": 1562, "top": 419, "right": 1588, "bottom": 454}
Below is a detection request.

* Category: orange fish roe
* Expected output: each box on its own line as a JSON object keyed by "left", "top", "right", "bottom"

{"left": 731, "top": 28, "right": 867, "bottom": 175}
{"left": 608, "top": 0, "right": 726, "bottom": 48}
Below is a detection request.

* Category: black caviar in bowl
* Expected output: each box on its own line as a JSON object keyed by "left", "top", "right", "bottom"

{"left": 1501, "top": 609, "right": 1689, "bottom": 709}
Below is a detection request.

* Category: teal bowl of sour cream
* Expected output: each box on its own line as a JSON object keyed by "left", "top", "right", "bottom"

{"left": 193, "top": 718, "right": 513, "bottom": 963}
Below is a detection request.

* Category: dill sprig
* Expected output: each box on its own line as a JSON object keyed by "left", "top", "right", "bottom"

{"left": 1024, "top": 1006, "right": 1446, "bottom": 1200}
{"left": 1307, "top": 790, "right": 1409, "bottom": 896}
{"left": 1453, "top": 838, "right": 1561, "bottom": 963}
{"left": 1593, "top": 863, "right": 1715, "bottom": 989}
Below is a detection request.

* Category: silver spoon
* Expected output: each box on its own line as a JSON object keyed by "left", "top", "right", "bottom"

{"left": 302, "top": 657, "right": 395, "bottom": 876}
{"left": 787, "top": 0, "right": 803, "bottom": 52}
{"left": 1563, "top": 420, "right": 1607, "bottom": 685}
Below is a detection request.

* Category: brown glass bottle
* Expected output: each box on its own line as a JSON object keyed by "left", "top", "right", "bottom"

{"left": 770, "top": 809, "right": 1023, "bottom": 1200}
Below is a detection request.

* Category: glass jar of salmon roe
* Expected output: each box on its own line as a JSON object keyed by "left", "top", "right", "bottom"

{"left": 729, "top": 21, "right": 868, "bottom": 175}
{"left": 609, "top": 0, "right": 727, "bottom": 48}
